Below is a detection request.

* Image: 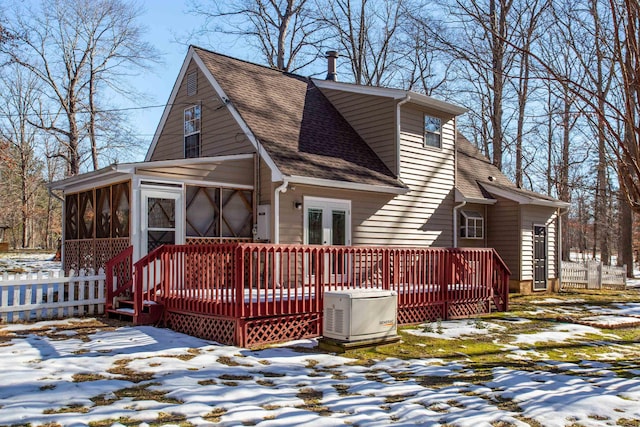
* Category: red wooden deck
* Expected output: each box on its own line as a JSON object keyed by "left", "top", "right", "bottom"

{"left": 106, "top": 243, "right": 510, "bottom": 347}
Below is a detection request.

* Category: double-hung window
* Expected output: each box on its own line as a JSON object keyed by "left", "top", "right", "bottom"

{"left": 184, "top": 105, "right": 201, "bottom": 158}
{"left": 424, "top": 114, "right": 442, "bottom": 148}
{"left": 460, "top": 210, "right": 484, "bottom": 239}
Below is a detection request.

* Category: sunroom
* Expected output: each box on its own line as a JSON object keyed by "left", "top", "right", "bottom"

{"left": 50, "top": 154, "right": 256, "bottom": 274}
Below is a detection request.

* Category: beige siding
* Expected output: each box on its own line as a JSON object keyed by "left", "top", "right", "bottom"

{"left": 319, "top": 88, "right": 398, "bottom": 174}
{"left": 278, "top": 185, "right": 397, "bottom": 245}
{"left": 150, "top": 60, "right": 255, "bottom": 161}
{"left": 276, "top": 102, "right": 457, "bottom": 248}
{"left": 487, "top": 197, "right": 521, "bottom": 280}
{"left": 520, "top": 206, "right": 558, "bottom": 280}
{"left": 393, "top": 104, "right": 456, "bottom": 246}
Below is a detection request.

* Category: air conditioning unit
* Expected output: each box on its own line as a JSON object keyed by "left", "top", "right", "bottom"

{"left": 323, "top": 289, "right": 398, "bottom": 342}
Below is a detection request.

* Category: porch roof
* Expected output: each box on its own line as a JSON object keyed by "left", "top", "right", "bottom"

{"left": 456, "top": 134, "right": 569, "bottom": 208}
{"left": 49, "top": 154, "right": 255, "bottom": 192}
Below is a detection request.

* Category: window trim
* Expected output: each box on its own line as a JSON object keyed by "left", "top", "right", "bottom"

{"left": 424, "top": 114, "right": 442, "bottom": 148}
{"left": 459, "top": 210, "right": 484, "bottom": 239}
{"left": 184, "top": 105, "right": 201, "bottom": 158}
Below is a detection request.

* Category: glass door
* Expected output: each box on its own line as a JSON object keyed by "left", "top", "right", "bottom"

{"left": 141, "top": 188, "right": 183, "bottom": 256}
{"left": 304, "top": 197, "right": 351, "bottom": 283}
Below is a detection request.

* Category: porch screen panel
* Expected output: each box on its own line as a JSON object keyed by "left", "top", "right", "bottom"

{"left": 79, "top": 191, "right": 95, "bottom": 239}
{"left": 65, "top": 194, "right": 78, "bottom": 240}
{"left": 221, "top": 189, "right": 253, "bottom": 237}
{"left": 186, "top": 186, "right": 220, "bottom": 237}
{"left": 96, "top": 187, "right": 111, "bottom": 238}
{"left": 112, "top": 182, "right": 130, "bottom": 238}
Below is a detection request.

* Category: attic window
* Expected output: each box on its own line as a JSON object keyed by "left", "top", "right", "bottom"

{"left": 184, "top": 105, "right": 201, "bottom": 158}
{"left": 424, "top": 115, "right": 441, "bottom": 148}
{"left": 460, "top": 210, "right": 484, "bottom": 239}
{"left": 187, "top": 71, "right": 197, "bottom": 96}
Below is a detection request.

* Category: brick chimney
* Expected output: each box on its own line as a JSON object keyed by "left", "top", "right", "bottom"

{"left": 325, "top": 51, "right": 338, "bottom": 81}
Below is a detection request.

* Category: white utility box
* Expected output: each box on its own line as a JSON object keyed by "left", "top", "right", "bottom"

{"left": 323, "top": 289, "right": 397, "bottom": 342}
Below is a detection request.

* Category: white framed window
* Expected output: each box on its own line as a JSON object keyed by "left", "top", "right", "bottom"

{"left": 424, "top": 114, "right": 441, "bottom": 148}
{"left": 184, "top": 105, "right": 201, "bottom": 158}
{"left": 460, "top": 210, "right": 484, "bottom": 239}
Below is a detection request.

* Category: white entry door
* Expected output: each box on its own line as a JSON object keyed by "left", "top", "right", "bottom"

{"left": 141, "top": 187, "right": 184, "bottom": 256}
{"left": 303, "top": 197, "right": 351, "bottom": 282}
{"left": 303, "top": 197, "right": 351, "bottom": 246}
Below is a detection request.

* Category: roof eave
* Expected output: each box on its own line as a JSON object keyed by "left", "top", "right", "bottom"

{"left": 312, "top": 79, "right": 468, "bottom": 116}
{"left": 481, "top": 183, "right": 570, "bottom": 208}
{"left": 286, "top": 175, "right": 408, "bottom": 195}
{"left": 48, "top": 165, "right": 125, "bottom": 191}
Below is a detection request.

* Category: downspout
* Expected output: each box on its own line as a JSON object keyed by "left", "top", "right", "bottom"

{"left": 557, "top": 205, "right": 570, "bottom": 291}
{"left": 273, "top": 179, "right": 289, "bottom": 244}
{"left": 396, "top": 95, "right": 411, "bottom": 176}
{"left": 453, "top": 200, "right": 466, "bottom": 248}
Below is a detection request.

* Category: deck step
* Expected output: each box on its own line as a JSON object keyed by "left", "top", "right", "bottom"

{"left": 106, "top": 308, "right": 136, "bottom": 321}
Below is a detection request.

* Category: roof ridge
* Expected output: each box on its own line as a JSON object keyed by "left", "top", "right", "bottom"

{"left": 190, "top": 45, "right": 309, "bottom": 81}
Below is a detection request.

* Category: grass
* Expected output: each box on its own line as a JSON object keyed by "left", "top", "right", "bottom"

{"left": 337, "top": 289, "right": 640, "bottom": 381}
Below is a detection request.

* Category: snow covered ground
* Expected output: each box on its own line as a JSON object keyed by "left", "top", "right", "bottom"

{"left": 0, "top": 252, "right": 61, "bottom": 275}
{"left": 1, "top": 253, "right": 640, "bottom": 426}
{"left": 1, "top": 302, "right": 640, "bottom": 427}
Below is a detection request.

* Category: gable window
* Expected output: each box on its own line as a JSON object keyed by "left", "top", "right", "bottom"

{"left": 460, "top": 210, "right": 484, "bottom": 239}
{"left": 184, "top": 105, "right": 201, "bottom": 158}
{"left": 424, "top": 115, "right": 441, "bottom": 148}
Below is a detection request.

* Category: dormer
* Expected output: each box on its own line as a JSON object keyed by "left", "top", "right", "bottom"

{"left": 313, "top": 79, "right": 467, "bottom": 178}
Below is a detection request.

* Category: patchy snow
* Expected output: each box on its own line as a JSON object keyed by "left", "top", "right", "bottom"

{"left": 0, "top": 252, "right": 61, "bottom": 275}
{"left": 531, "top": 298, "right": 586, "bottom": 305}
{"left": 513, "top": 323, "right": 611, "bottom": 345}
{"left": 405, "top": 319, "right": 506, "bottom": 340}
{"left": 2, "top": 305, "right": 640, "bottom": 426}
{"left": 0, "top": 320, "right": 529, "bottom": 427}
{"left": 487, "top": 368, "right": 640, "bottom": 427}
{"left": 578, "top": 315, "right": 640, "bottom": 327}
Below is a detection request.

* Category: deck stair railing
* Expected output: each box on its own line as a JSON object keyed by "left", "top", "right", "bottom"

{"left": 105, "top": 245, "right": 165, "bottom": 324}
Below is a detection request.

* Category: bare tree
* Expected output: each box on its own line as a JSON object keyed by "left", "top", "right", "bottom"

{"left": 317, "top": 0, "right": 410, "bottom": 86}
{"left": 2, "top": 0, "right": 157, "bottom": 176}
{"left": 189, "top": 0, "right": 322, "bottom": 72}
{"left": 0, "top": 66, "right": 44, "bottom": 248}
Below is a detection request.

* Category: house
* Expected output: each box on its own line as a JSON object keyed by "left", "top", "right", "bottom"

{"left": 51, "top": 45, "right": 567, "bottom": 296}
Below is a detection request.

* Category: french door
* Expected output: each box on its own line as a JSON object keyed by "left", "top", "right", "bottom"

{"left": 304, "top": 197, "right": 351, "bottom": 282}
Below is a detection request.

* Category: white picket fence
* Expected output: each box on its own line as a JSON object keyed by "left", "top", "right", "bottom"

{"left": 0, "top": 269, "right": 106, "bottom": 322}
{"left": 561, "top": 261, "right": 627, "bottom": 290}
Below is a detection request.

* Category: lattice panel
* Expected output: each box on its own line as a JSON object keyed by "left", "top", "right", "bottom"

{"left": 111, "top": 238, "right": 131, "bottom": 259}
{"left": 398, "top": 304, "right": 446, "bottom": 325}
{"left": 94, "top": 239, "right": 112, "bottom": 273}
{"left": 243, "top": 313, "right": 321, "bottom": 347}
{"left": 448, "top": 300, "right": 490, "bottom": 319}
{"left": 64, "top": 240, "right": 80, "bottom": 274}
{"left": 166, "top": 311, "right": 236, "bottom": 345}
{"left": 78, "top": 240, "right": 95, "bottom": 272}
{"left": 186, "top": 237, "right": 251, "bottom": 245}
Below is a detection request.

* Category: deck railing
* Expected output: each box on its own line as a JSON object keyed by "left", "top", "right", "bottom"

{"left": 113, "top": 244, "right": 509, "bottom": 323}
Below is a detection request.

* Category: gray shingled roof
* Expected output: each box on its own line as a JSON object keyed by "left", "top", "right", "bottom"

{"left": 194, "top": 47, "right": 405, "bottom": 190}
{"left": 456, "top": 134, "right": 566, "bottom": 206}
